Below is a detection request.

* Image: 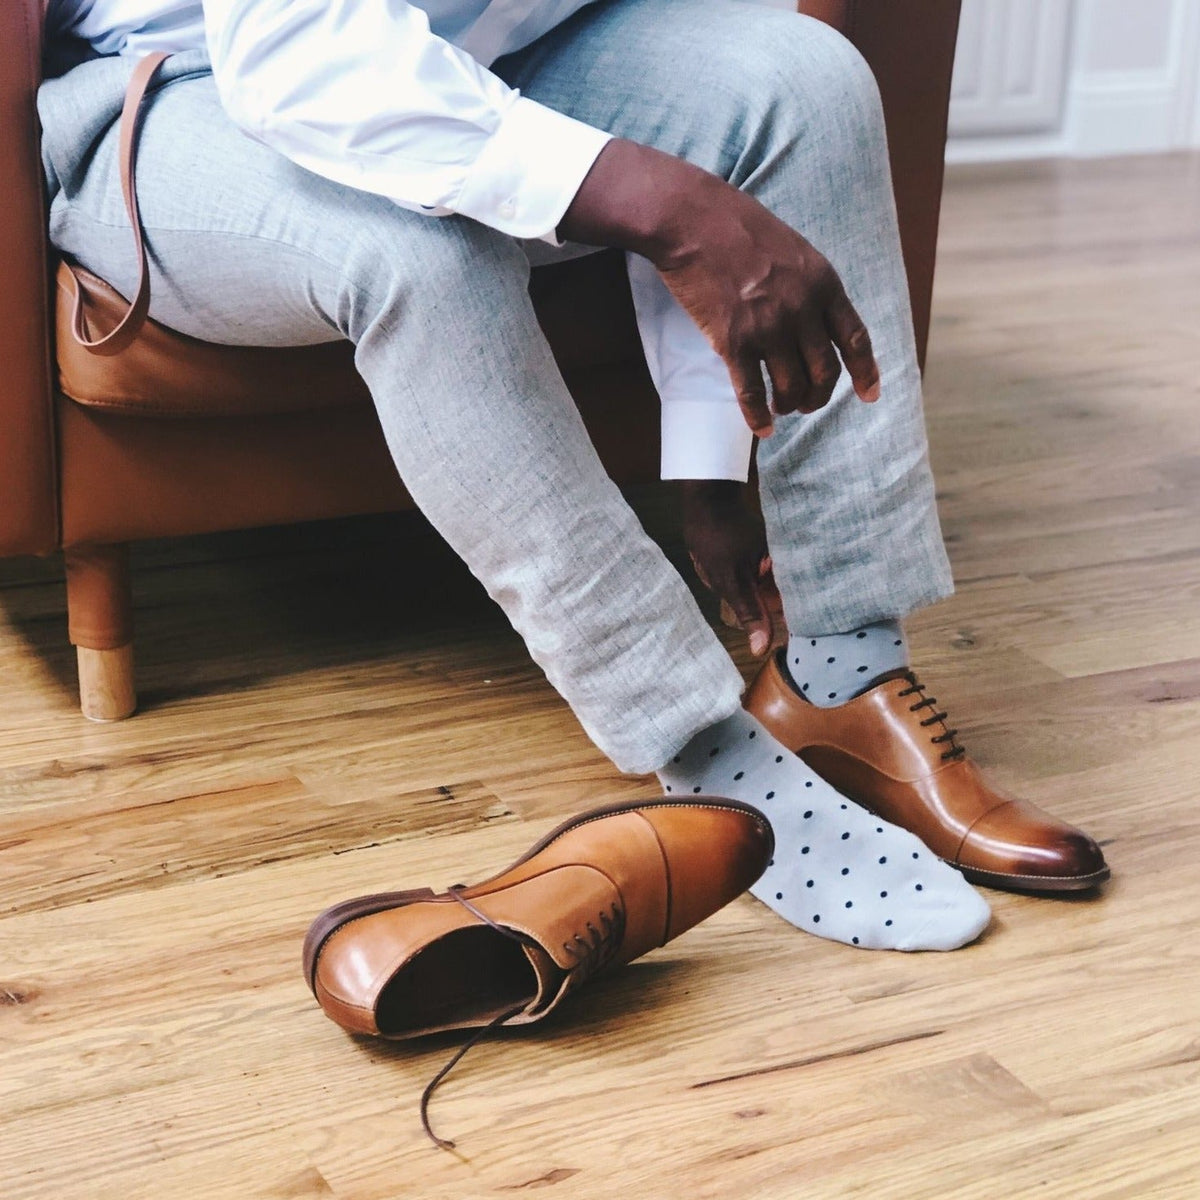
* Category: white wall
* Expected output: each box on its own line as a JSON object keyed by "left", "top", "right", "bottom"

{"left": 947, "top": 0, "right": 1200, "bottom": 162}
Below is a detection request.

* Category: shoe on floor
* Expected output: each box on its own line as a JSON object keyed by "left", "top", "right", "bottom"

{"left": 745, "top": 652, "right": 1108, "bottom": 894}
{"left": 303, "top": 797, "right": 774, "bottom": 1039}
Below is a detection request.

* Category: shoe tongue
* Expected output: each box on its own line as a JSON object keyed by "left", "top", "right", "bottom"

{"left": 520, "top": 940, "right": 568, "bottom": 1015}
{"left": 462, "top": 867, "right": 624, "bottom": 1017}
{"left": 470, "top": 868, "right": 622, "bottom": 972}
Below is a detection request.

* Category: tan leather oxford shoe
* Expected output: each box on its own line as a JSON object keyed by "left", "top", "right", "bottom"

{"left": 745, "top": 653, "right": 1108, "bottom": 894}
{"left": 303, "top": 797, "right": 773, "bottom": 1039}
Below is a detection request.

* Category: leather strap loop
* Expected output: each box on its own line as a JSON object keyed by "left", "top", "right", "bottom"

{"left": 64, "top": 51, "right": 170, "bottom": 357}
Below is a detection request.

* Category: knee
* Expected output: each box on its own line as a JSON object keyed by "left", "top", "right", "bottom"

{"left": 725, "top": 14, "right": 886, "bottom": 186}
{"left": 763, "top": 14, "right": 882, "bottom": 120}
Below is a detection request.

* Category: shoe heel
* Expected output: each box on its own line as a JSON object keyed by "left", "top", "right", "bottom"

{"left": 302, "top": 887, "right": 438, "bottom": 993}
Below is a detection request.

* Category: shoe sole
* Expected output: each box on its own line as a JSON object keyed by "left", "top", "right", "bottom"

{"left": 302, "top": 795, "right": 773, "bottom": 994}
{"left": 954, "top": 861, "right": 1111, "bottom": 895}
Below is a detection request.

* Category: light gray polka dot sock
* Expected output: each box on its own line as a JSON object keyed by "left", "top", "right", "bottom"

{"left": 786, "top": 620, "right": 909, "bottom": 707}
{"left": 657, "top": 709, "right": 990, "bottom": 951}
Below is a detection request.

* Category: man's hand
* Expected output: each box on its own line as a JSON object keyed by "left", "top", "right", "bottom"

{"left": 679, "top": 480, "right": 783, "bottom": 657}
{"left": 559, "top": 139, "right": 881, "bottom": 437}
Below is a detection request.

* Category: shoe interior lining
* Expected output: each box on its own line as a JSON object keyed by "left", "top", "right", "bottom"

{"left": 375, "top": 925, "right": 538, "bottom": 1035}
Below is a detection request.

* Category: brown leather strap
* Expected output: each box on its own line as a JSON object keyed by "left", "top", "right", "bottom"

{"left": 64, "top": 51, "right": 170, "bottom": 357}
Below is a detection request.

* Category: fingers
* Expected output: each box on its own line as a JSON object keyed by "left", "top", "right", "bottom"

{"left": 763, "top": 343, "right": 812, "bottom": 417}
{"left": 825, "top": 287, "right": 880, "bottom": 402}
{"left": 727, "top": 355, "right": 774, "bottom": 438}
{"left": 687, "top": 551, "right": 712, "bottom": 592}
{"left": 726, "top": 570, "right": 774, "bottom": 657}
{"left": 694, "top": 551, "right": 774, "bottom": 656}
{"left": 741, "top": 294, "right": 876, "bottom": 427}
{"left": 796, "top": 324, "right": 842, "bottom": 414}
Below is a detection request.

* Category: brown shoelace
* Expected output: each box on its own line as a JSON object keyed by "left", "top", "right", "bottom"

{"left": 419, "top": 888, "right": 625, "bottom": 1150}
{"left": 897, "top": 673, "right": 966, "bottom": 761}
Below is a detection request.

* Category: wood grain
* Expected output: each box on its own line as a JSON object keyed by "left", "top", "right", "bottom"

{"left": 3, "top": 151, "right": 1200, "bottom": 1198}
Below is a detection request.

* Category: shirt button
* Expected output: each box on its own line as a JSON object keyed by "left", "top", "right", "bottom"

{"left": 499, "top": 199, "right": 516, "bottom": 219}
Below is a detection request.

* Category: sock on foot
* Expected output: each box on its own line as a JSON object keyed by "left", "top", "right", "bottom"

{"left": 657, "top": 708, "right": 989, "bottom": 951}
{"left": 786, "top": 620, "right": 909, "bottom": 708}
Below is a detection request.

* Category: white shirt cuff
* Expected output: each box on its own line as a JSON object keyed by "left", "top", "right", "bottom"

{"left": 454, "top": 95, "right": 612, "bottom": 243}
{"left": 661, "top": 400, "right": 755, "bottom": 482}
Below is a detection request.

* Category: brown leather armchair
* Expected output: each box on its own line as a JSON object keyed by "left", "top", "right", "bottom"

{"left": 0, "top": 0, "right": 961, "bottom": 720}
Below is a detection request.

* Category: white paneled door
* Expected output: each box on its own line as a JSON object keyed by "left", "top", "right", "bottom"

{"left": 948, "top": 0, "right": 1200, "bottom": 161}
{"left": 949, "top": 0, "right": 1072, "bottom": 136}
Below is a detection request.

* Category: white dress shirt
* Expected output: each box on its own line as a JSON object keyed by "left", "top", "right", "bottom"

{"left": 46, "top": 0, "right": 753, "bottom": 481}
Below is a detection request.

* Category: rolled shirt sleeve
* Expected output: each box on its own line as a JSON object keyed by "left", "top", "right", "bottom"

{"left": 202, "top": 0, "right": 611, "bottom": 242}
{"left": 626, "top": 251, "right": 754, "bottom": 482}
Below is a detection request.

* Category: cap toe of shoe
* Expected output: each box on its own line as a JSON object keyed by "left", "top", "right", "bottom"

{"left": 639, "top": 800, "right": 774, "bottom": 939}
{"left": 961, "top": 802, "right": 1108, "bottom": 885}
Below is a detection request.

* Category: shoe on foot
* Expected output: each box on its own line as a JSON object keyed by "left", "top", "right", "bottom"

{"left": 658, "top": 707, "right": 990, "bottom": 951}
{"left": 745, "top": 652, "right": 1109, "bottom": 894}
{"left": 303, "top": 797, "right": 773, "bottom": 1039}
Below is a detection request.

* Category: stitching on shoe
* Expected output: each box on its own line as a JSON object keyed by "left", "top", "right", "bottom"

{"left": 633, "top": 812, "right": 674, "bottom": 947}
{"left": 531, "top": 801, "right": 771, "bottom": 855}
{"left": 947, "top": 859, "right": 1109, "bottom": 883}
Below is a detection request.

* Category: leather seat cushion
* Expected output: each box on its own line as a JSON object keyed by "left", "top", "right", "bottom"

{"left": 56, "top": 249, "right": 646, "bottom": 419}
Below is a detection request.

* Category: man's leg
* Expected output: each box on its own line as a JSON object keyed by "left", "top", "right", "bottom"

{"left": 498, "top": 0, "right": 952, "bottom": 634}
{"left": 499, "top": 0, "right": 1103, "bottom": 895}
{"left": 39, "top": 50, "right": 743, "bottom": 777}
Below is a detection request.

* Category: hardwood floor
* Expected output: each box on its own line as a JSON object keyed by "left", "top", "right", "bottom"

{"left": 3, "top": 151, "right": 1199, "bottom": 1199}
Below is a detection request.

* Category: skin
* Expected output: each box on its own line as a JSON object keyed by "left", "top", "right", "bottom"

{"left": 679, "top": 479, "right": 782, "bottom": 656}
{"left": 558, "top": 139, "right": 882, "bottom": 656}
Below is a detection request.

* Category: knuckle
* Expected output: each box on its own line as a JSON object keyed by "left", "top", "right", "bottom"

{"left": 735, "top": 370, "right": 767, "bottom": 401}
{"left": 773, "top": 369, "right": 802, "bottom": 397}
{"left": 813, "top": 259, "right": 841, "bottom": 294}
{"left": 846, "top": 324, "right": 872, "bottom": 354}
{"left": 727, "top": 323, "right": 757, "bottom": 357}
{"left": 809, "top": 358, "right": 841, "bottom": 390}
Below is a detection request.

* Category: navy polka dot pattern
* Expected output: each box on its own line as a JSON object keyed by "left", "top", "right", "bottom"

{"left": 786, "top": 620, "right": 910, "bottom": 709}
{"left": 656, "top": 708, "right": 991, "bottom": 952}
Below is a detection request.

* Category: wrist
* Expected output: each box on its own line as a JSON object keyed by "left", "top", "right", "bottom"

{"left": 558, "top": 139, "right": 715, "bottom": 265}
{"left": 678, "top": 478, "right": 745, "bottom": 515}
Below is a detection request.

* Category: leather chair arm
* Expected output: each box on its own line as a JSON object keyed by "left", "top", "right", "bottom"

{"left": 800, "top": 0, "right": 963, "bottom": 369}
{"left": 0, "top": 0, "right": 59, "bottom": 556}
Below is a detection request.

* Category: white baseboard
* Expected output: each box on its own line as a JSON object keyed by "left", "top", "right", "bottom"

{"left": 1067, "top": 75, "right": 1187, "bottom": 156}
{"left": 945, "top": 132, "right": 1069, "bottom": 164}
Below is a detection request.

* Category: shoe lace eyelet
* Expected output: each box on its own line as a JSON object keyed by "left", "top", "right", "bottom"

{"left": 902, "top": 674, "right": 967, "bottom": 761}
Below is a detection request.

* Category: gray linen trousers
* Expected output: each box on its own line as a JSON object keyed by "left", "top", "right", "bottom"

{"left": 38, "top": 0, "right": 953, "bottom": 774}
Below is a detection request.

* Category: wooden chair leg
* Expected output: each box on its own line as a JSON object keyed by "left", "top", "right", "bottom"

{"left": 76, "top": 644, "right": 136, "bottom": 722}
{"left": 64, "top": 543, "right": 136, "bottom": 721}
